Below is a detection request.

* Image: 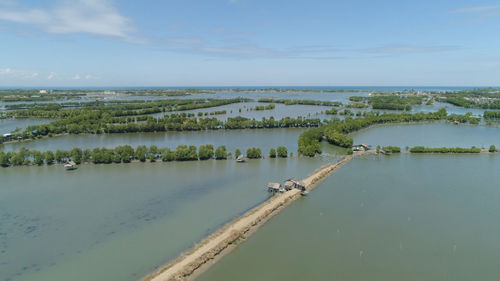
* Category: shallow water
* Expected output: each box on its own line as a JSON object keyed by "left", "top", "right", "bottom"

{"left": 352, "top": 122, "right": 500, "bottom": 148}
{"left": 0, "top": 128, "right": 308, "bottom": 153}
{"left": 0, "top": 119, "right": 49, "bottom": 135}
{"left": 197, "top": 154, "right": 500, "bottom": 281}
{"left": 0, "top": 157, "right": 334, "bottom": 281}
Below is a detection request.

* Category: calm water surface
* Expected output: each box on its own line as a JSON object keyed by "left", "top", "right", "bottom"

{"left": 352, "top": 122, "right": 500, "bottom": 148}
{"left": 0, "top": 128, "right": 307, "bottom": 153}
{"left": 198, "top": 154, "right": 500, "bottom": 281}
{"left": 0, "top": 157, "right": 332, "bottom": 281}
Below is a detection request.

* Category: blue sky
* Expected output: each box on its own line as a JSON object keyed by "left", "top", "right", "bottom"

{"left": 0, "top": 0, "right": 499, "bottom": 87}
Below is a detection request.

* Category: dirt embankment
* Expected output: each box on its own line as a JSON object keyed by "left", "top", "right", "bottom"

{"left": 142, "top": 157, "right": 352, "bottom": 281}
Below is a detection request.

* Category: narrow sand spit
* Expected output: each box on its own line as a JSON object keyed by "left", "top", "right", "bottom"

{"left": 143, "top": 155, "right": 354, "bottom": 281}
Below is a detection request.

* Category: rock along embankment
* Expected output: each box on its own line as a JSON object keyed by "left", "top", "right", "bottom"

{"left": 143, "top": 156, "right": 353, "bottom": 281}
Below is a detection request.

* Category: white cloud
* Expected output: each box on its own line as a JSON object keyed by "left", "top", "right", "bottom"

{"left": 449, "top": 4, "right": 500, "bottom": 14}
{"left": 47, "top": 72, "right": 56, "bottom": 80}
{"left": 0, "top": 67, "right": 40, "bottom": 78}
{"left": 72, "top": 74, "right": 81, "bottom": 80}
{"left": 85, "top": 74, "right": 93, "bottom": 80}
{"left": 0, "top": 0, "right": 137, "bottom": 40}
{"left": 0, "top": 67, "right": 12, "bottom": 74}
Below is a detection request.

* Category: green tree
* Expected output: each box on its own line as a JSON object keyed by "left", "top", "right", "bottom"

{"left": 214, "top": 146, "right": 228, "bottom": 160}
{"left": 0, "top": 152, "right": 9, "bottom": 167}
{"left": 135, "top": 145, "right": 147, "bottom": 162}
{"left": 489, "top": 145, "right": 496, "bottom": 152}
{"left": 376, "top": 145, "right": 381, "bottom": 153}
{"left": 10, "top": 152, "right": 24, "bottom": 166}
{"left": 71, "top": 148, "right": 83, "bottom": 164}
{"left": 161, "top": 148, "right": 176, "bottom": 161}
{"left": 277, "top": 146, "right": 288, "bottom": 158}
{"left": 235, "top": 149, "right": 242, "bottom": 158}
{"left": 246, "top": 147, "right": 262, "bottom": 159}
{"left": 83, "top": 149, "right": 92, "bottom": 162}
{"left": 198, "top": 144, "right": 214, "bottom": 160}
{"left": 55, "top": 149, "right": 67, "bottom": 163}
{"left": 32, "top": 150, "right": 44, "bottom": 165}
{"left": 175, "top": 145, "right": 198, "bottom": 161}
{"left": 44, "top": 151, "right": 55, "bottom": 164}
{"left": 269, "top": 148, "right": 277, "bottom": 158}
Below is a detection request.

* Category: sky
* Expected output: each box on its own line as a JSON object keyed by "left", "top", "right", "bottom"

{"left": 0, "top": 0, "right": 499, "bottom": 87}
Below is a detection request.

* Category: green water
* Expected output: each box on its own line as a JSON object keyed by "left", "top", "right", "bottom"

{"left": 0, "top": 157, "right": 331, "bottom": 281}
{"left": 198, "top": 154, "right": 500, "bottom": 281}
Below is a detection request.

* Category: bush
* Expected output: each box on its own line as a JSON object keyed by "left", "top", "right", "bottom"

{"left": 324, "top": 127, "right": 353, "bottom": 148}
{"left": 382, "top": 146, "right": 401, "bottom": 153}
{"left": 198, "top": 144, "right": 214, "bottom": 160}
{"left": 246, "top": 147, "right": 262, "bottom": 159}
{"left": 489, "top": 145, "right": 496, "bottom": 152}
{"left": 161, "top": 148, "right": 176, "bottom": 161}
{"left": 269, "top": 148, "right": 276, "bottom": 158}
{"left": 410, "top": 146, "right": 481, "bottom": 153}
{"left": 175, "top": 145, "right": 198, "bottom": 161}
{"left": 277, "top": 146, "right": 288, "bottom": 158}
{"left": 215, "top": 146, "right": 228, "bottom": 159}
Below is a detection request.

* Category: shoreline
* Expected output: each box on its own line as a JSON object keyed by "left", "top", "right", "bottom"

{"left": 141, "top": 155, "right": 356, "bottom": 281}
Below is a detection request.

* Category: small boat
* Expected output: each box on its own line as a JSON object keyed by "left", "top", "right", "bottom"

{"left": 301, "top": 190, "right": 309, "bottom": 196}
{"left": 64, "top": 161, "right": 77, "bottom": 171}
{"left": 236, "top": 155, "right": 246, "bottom": 163}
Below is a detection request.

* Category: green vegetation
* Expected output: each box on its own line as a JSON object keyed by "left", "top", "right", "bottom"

{"left": 235, "top": 149, "right": 242, "bottom": 158}
{"left": 409, "top": 146, "right": 481, "bottom": 153}
{"left": 269, "top": 148, "right": 277, "bottom": 158}
{"left": 382, "top": 146, "right": 401, "bottom": 153}
{"left": 246, "top": 147, "right": 262, "bottom": 159}
{"left": 198, "top": 144, "right": 214, "bottom": 160}
{"left": 258, "top": 98, "right": 342, "bottom": 107}
{"left": 298, "top": 127, "right": 323, "bottom": 157}
{"left": 489, "top": 145, "right": 497, "bottom": 152}
{"left": 277, "top": 146, "right": 288, "bottom": 158}
{"left": 5, "top": 114, "right": 321, "bottom": 142}
{"left": 447, "top": 112, "right": 480, "bottom": 124}
{"left": 325, "top": 108, "right": 338, "bottom": 115}
{"left": 198, "top": 110, "right": 227, "bottom": 117}
{"left": 298, "top": 109, "right": 449, "bottom": 156}
{"left": 324, "top": 126, "right": 353, "bottom": 147}
{"left": 253, "top": 104, "right": 275, "bottom": 111}
{"left": 0, "top": 144, "right": 289, "bottom": 167}
{"left": 350, "top": 95, "right": 422, "bottom": 111}
{"left": 439, "top": 89, "right": 500, "bottom": 109}
{"left": 215, "top": 146, "right": 228, "bottom": 159}
{"left": 345, "top": 102, "right": 368, "bottom": 109}
{"left": 484, "top": 111, "right": 500, "bottom": 119}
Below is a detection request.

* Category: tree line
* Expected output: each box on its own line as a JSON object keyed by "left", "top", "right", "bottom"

{"left": 0, "top": 144, "right": 290, "bottom": 167}
{"left": 1, "top": 115, "right": 321, "bottom": 143}
{"left": 258, "top": 98, "right": 343, "bottom": 107}
{"left": 298, "top": 109, "right": 451, "bottom": 156}
{"left": 409, "top": 146, "right": 481, "bottom": 153}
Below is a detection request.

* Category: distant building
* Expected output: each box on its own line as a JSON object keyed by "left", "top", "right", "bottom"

{"left": 39, "top": 90, "right": 48, "bottom": 94}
